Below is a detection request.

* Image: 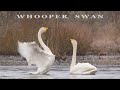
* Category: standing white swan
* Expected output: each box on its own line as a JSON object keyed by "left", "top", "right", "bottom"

{"left": 70, "top": 39, "right": 97, "bottom": 75}
{"left": 17, "top": 27, "right": 55, "bottom": 74}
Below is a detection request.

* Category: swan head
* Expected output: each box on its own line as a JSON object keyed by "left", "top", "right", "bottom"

{"left": 39, "top": 27, "right": 48, "bottom": 33}
{"left": 70, "top": 39, "right": 77, "bottom": 46}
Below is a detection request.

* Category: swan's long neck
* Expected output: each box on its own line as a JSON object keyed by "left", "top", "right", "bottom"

{"left": 70, "top": 43, "right": 77, "bottom": 70}
{"left": 38, "top": 30, "right": 53, "bottom": 55}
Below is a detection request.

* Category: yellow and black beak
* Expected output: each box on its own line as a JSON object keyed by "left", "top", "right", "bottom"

{"left": 44, "top": 27, "right": 48, "bottom": 31}
{"left": 70, "top": 39, "right": 74, "bottom": 42}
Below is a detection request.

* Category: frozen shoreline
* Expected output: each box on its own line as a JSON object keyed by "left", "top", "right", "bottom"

{"left": 1, "top": 55, "right": 120, "bottom": 66}
{"left": 0, "top": 65, "right": 120, "bottom": 79}
{"left": 0, "top": 55, "right": 120, "bottom": 79}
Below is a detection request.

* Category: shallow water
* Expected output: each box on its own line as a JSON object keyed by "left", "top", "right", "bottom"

{"left": 0, "top": 65, "right": 120, "bottom": 79}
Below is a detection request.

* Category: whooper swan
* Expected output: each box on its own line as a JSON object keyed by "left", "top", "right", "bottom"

{"left": 70, "top": 39, "right": 97, "bottom": 75}
{"left": 17, "top": 27, "right": 55, "bottom": 74}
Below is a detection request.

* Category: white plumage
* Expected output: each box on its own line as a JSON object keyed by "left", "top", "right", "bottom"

{"left": 70, "top": 39, "right": 97, "bottom": 75}
{"left": 17, "top": 27, "right": 55, "bottom": 74}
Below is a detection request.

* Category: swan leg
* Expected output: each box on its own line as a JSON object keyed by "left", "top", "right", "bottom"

{"left": 26, "top": 59, "right": 32, "bottom": 66}
{"left": 28, "top": 67, "right": 48, "bottom": 75}
{"left": 28, "top": 68, "right": 42, "bottom": 75}
{"left": 28, "top": 71, "right": 36, "bottom": 74}
{"left": 28, "top": 62, "right": 32, "bottom": 66}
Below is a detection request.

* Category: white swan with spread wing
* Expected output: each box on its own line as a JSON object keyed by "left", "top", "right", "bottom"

{"left": 70, "top": 39, "right": 97, "bottom": 75}
{"left": 17, "top": 27, "right": 55, "bottom": 74}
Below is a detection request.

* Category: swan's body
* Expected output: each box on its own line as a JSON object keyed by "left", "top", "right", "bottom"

{"left": 17, "top": 27, "right": 55, "bottom": 74}
{"left": 70, "top": 39, "right": 97, "bottom": 75}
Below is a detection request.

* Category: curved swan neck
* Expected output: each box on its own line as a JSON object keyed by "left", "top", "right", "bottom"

{"left": 70, "top": 43, "right": 77, "bottom": 70}
{"left": 38, "top": 30, "right": 53, "bottom": 55}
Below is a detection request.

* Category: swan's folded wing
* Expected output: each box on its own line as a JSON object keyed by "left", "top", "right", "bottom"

{"left": 71, "top": 63, "right": 93, "bottom": 73}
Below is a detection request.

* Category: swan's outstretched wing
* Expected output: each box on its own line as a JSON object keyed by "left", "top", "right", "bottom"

{"left": 32, "top": 43, "right": 47, "bottom": 54}
{"left": 17, "top": 41, "right": 31, "bottom": 59}
{"left": 17, "top": 41, "right": 55, "bottom": 71}
{"left": 17, "top": 41, "right": 53, "bottom": 60}
{"left": 17, "top": 41, "right": 46, "bottom": 58}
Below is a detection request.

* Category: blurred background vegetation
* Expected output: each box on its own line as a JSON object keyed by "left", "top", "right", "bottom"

{"left": 0, "top": 11, "right": 120, "bottom": 59}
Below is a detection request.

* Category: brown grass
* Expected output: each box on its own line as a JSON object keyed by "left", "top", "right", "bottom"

{"left": 90, "top": 22, "right": 120, "bottom": 55}
{"left": 45, "top": 22, "right": 93, "bottom": 57}
{"left": 0, "top": 11, "right": 120, "bottom": 60}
